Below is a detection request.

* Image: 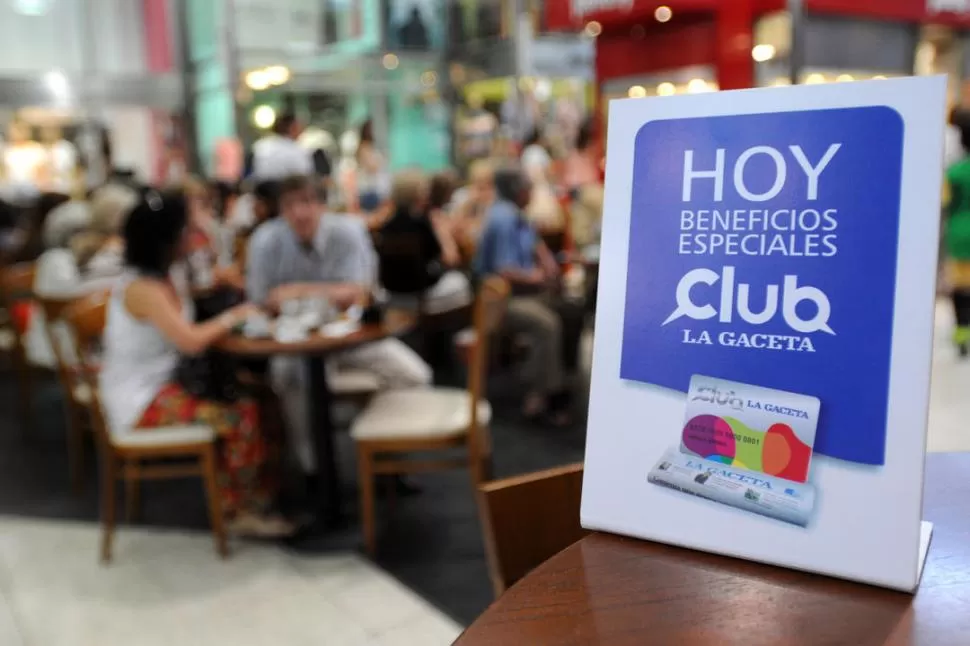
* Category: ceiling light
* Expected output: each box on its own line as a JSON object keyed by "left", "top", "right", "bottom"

{"left": 687, "top": 79, "right": 711, "bottom": 94}
{"left": 44, "top": 70, "right": 69, "bottom": 98}
{"left": 873, "top": 75, "right": 887, "bottom": 80}
{"left": 836, "top": 74, "right": 854, "bottom": 82}
{"left": 382, "top": 53, "right": 400, "bottom": 70}
{"left": 770, "top": 78, "right": 791, "bottom": 87}
{"left": 420, "top": 70, "right": 438, "bottom": 87}
{"left": 805, "top": 73, "right": 826, "bottom": 85}
{"left": 657, "top": 82, "right": 676, "bottom": 96}
{"left": 252, "top": 105, "right": 276, "bottom": 129}
{"left": 265, "top": 65, "right": 291, "bottom": 86}
{"left": 628, "top": 85, "right": 647, "bottom": 99}
{"left": 535, "top": 78, "right": 552, "bottom": 101}
{"left": 245, "top": 69, "right": 270, "bottom": 91}
{"left": 12, "top": 0, "right": 51, "bottom": 15}
{"left": 584, "top": 21, "right": 602, "bottom": 37}
{"left": 655, "top": 6, "right": 672, "bottom": 23}
{"left": 752, "top": 44, "right": 776, "bottom": 63}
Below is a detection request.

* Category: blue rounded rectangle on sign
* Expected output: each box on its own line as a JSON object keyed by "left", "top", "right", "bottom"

{"left": 620, "top": 107, "right": 904, "bottom": 465}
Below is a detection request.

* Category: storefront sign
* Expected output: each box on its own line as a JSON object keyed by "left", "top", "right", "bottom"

{"left": 583, "top": 76, "right": 944, "bottom": 590}
{"left": 928, "top": 0, "right": 970, "bottom": 13}
{"left": 571, "top": 0, "right": 634, "bottom": 19}
{"left": 809, "top": 0, "right": 970, "bottom": 24}
{"left": 521, "top": 36, "right": 595, "bottom": 80}
{"left": 548, "top": 0, "right": 736, "bottom": 30}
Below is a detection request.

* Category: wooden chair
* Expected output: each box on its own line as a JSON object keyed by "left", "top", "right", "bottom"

{"left": 478, "top": 463, "right": 587, "bottom": 597}
{"left": 351, "top": 276, "right": 510, "bottom": 555}
{"left": 0, "top": 262, "right": 37, "bottom": 435}
{"left": 65, "top": 292, "right": 228, "bottom": 563}
{"left": 37, "top": 296, "right": 92, "bottom": 492}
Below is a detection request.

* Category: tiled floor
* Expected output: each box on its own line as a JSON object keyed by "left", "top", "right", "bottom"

{"left": 0, "top": 518, "right": 463, "bottom": 646}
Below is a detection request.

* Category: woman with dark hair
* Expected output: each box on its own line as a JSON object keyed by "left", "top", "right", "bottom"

{"left": 98, "top": 190, "right": 292, "bottom": 537}
{"left": 563, "top": 118, "right": 600, "bottom": 195}
{"left": 182, "top": 176, "right": 243, "bottom": 291}
{"left": 428, "top": 169, "right": 459, "bottom": 216}
{"left": 355, "top": 119, "right": 389, "bottom": 213}
{"left": 564, "top": 118, "right": 604, "bottom": 248}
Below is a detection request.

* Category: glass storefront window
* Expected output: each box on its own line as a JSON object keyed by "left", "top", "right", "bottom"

{"left": 386, "top": 0, "right": 445, "bottom": 51}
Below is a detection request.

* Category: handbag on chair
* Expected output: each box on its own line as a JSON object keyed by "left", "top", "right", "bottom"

{"left": 175, "top": 286, "right": 244, "bottom": 403}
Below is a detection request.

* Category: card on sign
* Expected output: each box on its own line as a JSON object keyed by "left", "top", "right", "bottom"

{"left": 680, "top": 375, "right": 820, "bottom": 483}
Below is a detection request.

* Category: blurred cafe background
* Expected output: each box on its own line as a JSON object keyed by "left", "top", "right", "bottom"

{"left": 0, "top": 1, "right": 968, "bottom": 644}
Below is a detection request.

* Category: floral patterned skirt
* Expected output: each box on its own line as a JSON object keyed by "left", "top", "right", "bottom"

{"left": 134, "top": 383, "right": 278, "bottom": 517}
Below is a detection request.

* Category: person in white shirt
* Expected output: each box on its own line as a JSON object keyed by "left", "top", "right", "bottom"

{"left": 25, "top": 201, "right": 96, "bottom": 368}
{"left": 99, "top": 190, "right": 292, "bottom": 538}
{"left": 251, "top": 113, "right": 313, "bottom": 180}
{"left": 246, "top": 175, "right": 431, "bottom": 475}
{"left": 355, "top": 120, "right": 390, "bottom": 213}
{"left": 25, "top": 184, "right": 138, "bottom": 368}
{"left": 520, "top": 128, "right": 563, "bottom": 232}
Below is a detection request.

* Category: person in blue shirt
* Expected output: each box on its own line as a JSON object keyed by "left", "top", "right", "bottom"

{"left": 474, "top": 166, "right": 577, "bottom": 425}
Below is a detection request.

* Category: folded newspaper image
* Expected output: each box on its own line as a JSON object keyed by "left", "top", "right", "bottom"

{"left": 648, "top": 448, "right": 817, "bottom": 527}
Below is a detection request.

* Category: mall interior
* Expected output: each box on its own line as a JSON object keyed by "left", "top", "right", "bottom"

{"left": 0, "top": 0, "right": 968, "bottom": 644}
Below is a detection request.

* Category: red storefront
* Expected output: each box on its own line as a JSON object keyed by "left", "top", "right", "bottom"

{"left": 546, "top": 0, "right": 970, "bottom": 102}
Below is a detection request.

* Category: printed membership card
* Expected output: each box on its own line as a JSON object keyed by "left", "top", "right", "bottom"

{"left": 680, "top": 375, "right": 821, "bottom": 483}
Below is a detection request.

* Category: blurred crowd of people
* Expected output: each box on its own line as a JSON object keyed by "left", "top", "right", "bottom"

{"left": 0, "top": 108, "right": 605, "bottom": 540}
{"left": 945, "top": 107, "right": 970, "bottom": 356}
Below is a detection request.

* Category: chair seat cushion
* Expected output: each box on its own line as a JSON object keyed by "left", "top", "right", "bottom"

{"left": 112, "top": 425, "right": 215, "bottom": 449}
{"left": 351, "top": 388, "right": 491, "bottom": 441}
{"left": 330, "top": 369, "right": 382, "bottom": 395}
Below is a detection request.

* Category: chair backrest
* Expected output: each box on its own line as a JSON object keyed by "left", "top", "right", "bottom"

{"left": 0, "top": 262, "right": 36, "bottom": 302}
{"left": 64, "top": 291, "right": 111, "bottom": 446}
{"left": 467, "top": 275, "right": 509, "bottom": 429}
{"left": 0, "top": 262, "right": 37, "bottom": 352}
{"left": 478, "top": 463, "right": 587, "bottom": 597}
{"left": 37, "top": 296, "right": 81, "bottom": 397}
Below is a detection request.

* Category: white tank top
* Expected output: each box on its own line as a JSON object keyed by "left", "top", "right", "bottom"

{"left": 98, "top": 271, "right": 190, "bottom": 436}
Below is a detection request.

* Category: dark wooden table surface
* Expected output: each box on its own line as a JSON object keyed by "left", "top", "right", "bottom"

{"left": 456, "top": 452, "right": 970, "bottom": 646}
{"left": 217, "top": 309, "right": 414, "bottom": 356}
{"left": 217, "top": 310, "right": 414, "bottom": 525}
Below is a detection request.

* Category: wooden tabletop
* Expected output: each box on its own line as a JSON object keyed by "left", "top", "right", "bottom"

{"left": 216, "top": 309, "right": 414, "bottom": 357}
{"left": 456, "top": 452, "right": 970, "bottom": 646}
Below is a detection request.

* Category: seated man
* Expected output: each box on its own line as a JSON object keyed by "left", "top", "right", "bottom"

{"left": 246, "top": 174, "right": 432, "bottom": 475}
{"left": 474, "top": 166, "right": 582, "bottom": 426}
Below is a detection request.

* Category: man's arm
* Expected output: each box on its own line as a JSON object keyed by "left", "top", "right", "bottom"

{"left": 535, "top": 238, "right": 561, "bottom": 281}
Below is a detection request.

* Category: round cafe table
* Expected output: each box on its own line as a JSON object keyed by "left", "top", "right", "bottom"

{"left": 218, "top": 310, "right": 414, "bottom": 526}
{"left": 455, "top": 451, "right": 970, "bottom": 646}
